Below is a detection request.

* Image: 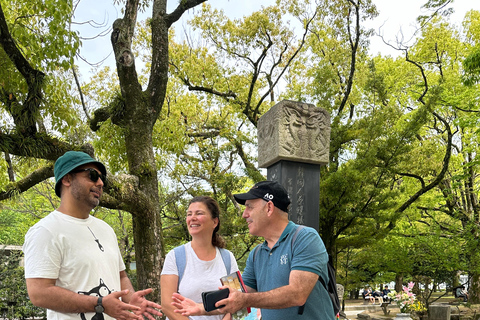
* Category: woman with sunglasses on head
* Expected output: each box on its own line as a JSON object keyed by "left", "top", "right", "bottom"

{"left": 161, "top": 196, "right": 239, "bottom": 320}
{"left": 23, "top": 151, "right": 162, "bottom": 320}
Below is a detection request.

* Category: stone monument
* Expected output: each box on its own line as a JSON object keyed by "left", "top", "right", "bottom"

{"left": 336, "top": 283, "right": 344, "bottom": 304}
{"left": 429, "top": 305, "right": 451, "bottom": 320}
{"left": 258, "top": 100, "right": 330, "bottom": 231}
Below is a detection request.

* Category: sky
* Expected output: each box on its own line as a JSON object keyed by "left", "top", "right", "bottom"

{"left": 72, "top": 0, "right": 480, "bottom": 79}
{"left": 365, "top": 0, "right": 480, "bottom": 56}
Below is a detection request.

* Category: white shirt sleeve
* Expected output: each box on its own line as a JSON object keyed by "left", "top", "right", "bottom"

{"left": 161, "top": 249, "right": 178, "bottom": 275}
{"left": 24, "top": 225, "right": 61, "bottom": 279}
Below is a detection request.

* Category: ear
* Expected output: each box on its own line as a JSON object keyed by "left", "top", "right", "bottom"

{"left": 213, "top": 217, "right": 219, "bottom": 228}
{"left": 266, "top": 201, "right": 275, "bottom": 217}
{"left": 62, "top": 174, "right": 74, "bottom": 188}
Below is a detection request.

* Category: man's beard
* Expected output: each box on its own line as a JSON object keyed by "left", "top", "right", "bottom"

{"left": 71, "top": 180, "right": 100, "bottom": 209}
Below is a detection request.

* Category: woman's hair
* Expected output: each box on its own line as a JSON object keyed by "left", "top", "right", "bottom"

{"left": 188, "top": 196, "right": 226, "bottom": 248}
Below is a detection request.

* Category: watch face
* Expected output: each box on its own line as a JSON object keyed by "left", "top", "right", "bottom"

{"left": 95, "top": 298, "right": 104, "bottom": 313}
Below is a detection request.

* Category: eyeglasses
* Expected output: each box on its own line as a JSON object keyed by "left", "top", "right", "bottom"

{"left": 71, "top": 168, "right": 107, "bottom": 184}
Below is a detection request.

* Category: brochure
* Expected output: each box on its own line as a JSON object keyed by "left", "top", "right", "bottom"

{"left": 220, "top": 271, "right": 252, "bottom": 319}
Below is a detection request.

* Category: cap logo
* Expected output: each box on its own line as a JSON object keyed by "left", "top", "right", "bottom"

{"left": 264, "top": 193, "right": 274, "bottom": 200}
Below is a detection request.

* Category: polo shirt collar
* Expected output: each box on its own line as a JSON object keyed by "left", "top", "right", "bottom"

{"left": 279, "top": 221, "right": 296, "bottom": 243}
{"left": 262, "top": 221, "right": 296, "bottom": 250}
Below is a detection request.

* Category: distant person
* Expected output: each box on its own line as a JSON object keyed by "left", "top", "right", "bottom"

{"left": 23, "top": 151, "right": 162, "bottom": 320}
{"left": 382, "top": 286, "right": 391, "bottom": 302}
{"left": 456, "top": 285, "right": 468, "bottom": 302}
{"left": 172, "top": 181, "right": 334, "bottom": 319}
{"left": 461, "top": 287, "right": 469, "bottom": 302}
{"left": 372, "top": 289, "right": 383, "bottom": 304}
{"left": 363, "top": 287, "right": 375, "bottom": 304}
{"left": 161, "top": 196, "right": 239, "bottom": 320}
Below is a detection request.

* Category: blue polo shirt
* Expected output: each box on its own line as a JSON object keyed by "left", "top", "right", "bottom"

{"left": 242, "top": 221, "right": 334, "bottom": 320}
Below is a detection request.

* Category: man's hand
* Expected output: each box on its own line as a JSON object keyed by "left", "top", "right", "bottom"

{"left": 130, "top": 288, "right": 163, "bottom": 320}
{"left": 215, "top": 287, "right": 246, "bottom": 315}
{"left": 171, "top": 293, "right": 203, "bottom": 317}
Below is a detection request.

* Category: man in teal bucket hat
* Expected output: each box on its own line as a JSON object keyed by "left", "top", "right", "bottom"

{"left": 23, "top": 151, "right": 162, "bottom": 320}
{"left": 53, "top": 151, "right": 107, "bottom": 198}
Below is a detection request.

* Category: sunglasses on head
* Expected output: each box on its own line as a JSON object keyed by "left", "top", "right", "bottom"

{"left": 71, "top": 168, "right": 107, "bottom": 184}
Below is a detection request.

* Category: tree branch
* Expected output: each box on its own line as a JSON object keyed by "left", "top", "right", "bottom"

{"left": 397, "top": 172, "right": 426, "bottom": 189}
{"left": 165, "top": 0, "right": 208, "bottom": 27}
{"left": 252, "top": 8, "right": 318, "bottom": 124}
{"left": 0, "top": 131, "right": 88, "bottom": 160}
{"left": 4, "top": 152, "right": 15, "bottom": 182}
{"left": 73, "top": 66, "right": 91, "bottom": 121}
{"left": 231, "top": 139, "right": 264, "bottom": 181}
{"left": 0, "top": 164, "right": 53, "bottom": 200}
{"left": 338, "top": 0, "right": 361, "bottom": 116}
{"left": 396, "top": 112, "right": 452, "bottom": 214}
{"left": 0, "top": 2, "right": 44, "bottom": 135}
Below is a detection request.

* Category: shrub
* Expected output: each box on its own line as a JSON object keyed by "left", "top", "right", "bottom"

{"left": 0, "top": 249, "right": 45, "bottom": 320}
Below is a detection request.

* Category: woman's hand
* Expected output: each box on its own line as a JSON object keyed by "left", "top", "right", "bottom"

{"left": 171, "top": 293, "right": 203, "bottom": 317}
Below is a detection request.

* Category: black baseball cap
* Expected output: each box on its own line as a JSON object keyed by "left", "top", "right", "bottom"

{"left": 234, "top": 180, "right": 291, "bottom": 212}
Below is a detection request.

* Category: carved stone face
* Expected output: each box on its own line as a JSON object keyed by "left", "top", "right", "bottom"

{"left": 257, "top": 100, "right": 330, "bottom": 168}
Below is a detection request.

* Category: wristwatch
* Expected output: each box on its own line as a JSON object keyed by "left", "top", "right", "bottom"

{"left": 94, "top": 296, "right": 104, "bottom": 313}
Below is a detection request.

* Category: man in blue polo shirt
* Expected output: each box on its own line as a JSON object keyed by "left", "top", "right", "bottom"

{"left": 229, "top": 180, "right": 334, "bottom": 320}
{"left": 171, "top": 180, "right": 333, "bottom": 320}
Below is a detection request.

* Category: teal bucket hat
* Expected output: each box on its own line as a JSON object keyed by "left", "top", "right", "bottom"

{"left": 54, "top": 151, "right": 107, "bottom": 197}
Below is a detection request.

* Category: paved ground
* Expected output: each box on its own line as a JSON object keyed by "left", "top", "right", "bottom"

{"left": 342, "top": 298, "right": 475, "bottom": 320}
{"left": 343, "top": 299, "right": 397, "bottom": 319}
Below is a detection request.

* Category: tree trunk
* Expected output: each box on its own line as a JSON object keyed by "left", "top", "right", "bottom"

{"left": 395, "top": 273, "right": 403, "bottom": 292}
{"left": 469, "top": 272, "right": 480, "bottom": 303}
{"left": 107, "top": 0, "right": 206, "bottom": 302}
{"left": 109, "top": 0, "right": 166, "bottom": 301}
{"left": 126, "top": 123, "right": 165, "bottom": 300}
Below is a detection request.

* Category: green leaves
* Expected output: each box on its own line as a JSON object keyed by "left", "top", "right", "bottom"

{"left": 1, "top": 0, "right": 480, "bottom": 301}
{"left": 2, "top": 0, "right": 78, "bottom": 72}
{"left": 463, "top": 45, "right": 480, "bottom": 85}
{"left": 0, "top": 249, "right": 45, "bottom": 318}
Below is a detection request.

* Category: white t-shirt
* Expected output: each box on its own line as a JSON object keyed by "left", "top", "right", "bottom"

{"left": 161, "top": 242, "right": 239, "bottom": 320}
{"left": 23, "top": 210, "right": 125, "bottom": 320}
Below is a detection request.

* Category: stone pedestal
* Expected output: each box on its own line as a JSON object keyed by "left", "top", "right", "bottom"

{"left": 258, "top": 100, "right": 330, "bottom": 231}
{"left": 267, "top": 160, "right": 320, "bottom": 230}
{"left": 258, "top": 100, "right": 330, "bottom": 168}
{"left": 394, "top": 313, "right": 412, "bottom": 320}
{"left": 429, "top": 305, "right": 451, "bottom": 320}
{"left": 337, "top": 284, "right": 345, "bottom": 303}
